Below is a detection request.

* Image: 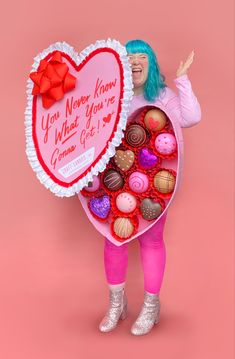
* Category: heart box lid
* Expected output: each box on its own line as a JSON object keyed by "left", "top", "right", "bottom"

{"left": 25, "top": 39, "right": 134, "bottom": 197}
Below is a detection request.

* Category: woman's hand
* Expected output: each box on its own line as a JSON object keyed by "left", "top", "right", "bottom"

{"left": 176, "top": 50, "right": 194, "bottom": 77}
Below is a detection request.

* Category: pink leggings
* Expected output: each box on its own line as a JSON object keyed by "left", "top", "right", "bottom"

{"left": 104, "top": 212, "right": 167, "bottom": 294}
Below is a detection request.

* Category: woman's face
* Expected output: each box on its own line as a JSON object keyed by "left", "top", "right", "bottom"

{"left": 128, "top": 53, "right": 149, "bottom": 92}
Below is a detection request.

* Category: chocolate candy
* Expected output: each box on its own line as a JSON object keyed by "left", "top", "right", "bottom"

{"left": 103, "top": 169, "right": 124, "bottom": 191}
{"left": 89, "top": 195, "right": 111, "bottom": 219}
{"left": 154, "top": 170, "right": 175, "bottom": 193}
{"left": 138, "top": 148, "right": 158, "bottom": 169}
{"left": 116, "top": 192, "right": 137, "bottom": 213}
{"left": 84, "top": 175, "right": 100, "bottom": 192}
{"left": 125, "top": 124, "right": 147, "bottom": 147}
{"left": 128, "top": 171, "right": 149, "bottom": 193}
{"left": 113, "top": 217, "right": 134, "bottom": 238}
{"left": 155, "top": 133, "right": 177, "bottom": 155}
{"left": 144, "top": 109, "right": 167, "bottom": 132}
{"left": 114, "top": 150, "right": 135, "bottom": 171}
{"left": 140, "top": 198, "right": 162, "bottom": 220}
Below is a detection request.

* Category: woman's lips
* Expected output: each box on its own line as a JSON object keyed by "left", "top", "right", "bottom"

{"left": 132, "top": 69, "right": 142, "bottom": 80}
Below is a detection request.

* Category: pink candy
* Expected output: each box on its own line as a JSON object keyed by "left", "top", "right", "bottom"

{"left": 155, "top": 133, "right": 176, "bottom": 155}
{"left": 84, "top": 176, "right": 100, "bottom": 192}
{"left": 116, "top": 192, "right": 137, "bottom": 213}
{"left": 129, "top": 171, "right": 149, "bottom": 193}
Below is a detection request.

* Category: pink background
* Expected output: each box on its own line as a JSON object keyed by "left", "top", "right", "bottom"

{"left": 0, "top": 0, "right": 234, "bottom": 358}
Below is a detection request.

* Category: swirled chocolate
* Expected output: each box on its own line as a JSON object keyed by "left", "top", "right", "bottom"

{"left": 125, "top": 124, "right": 147, "bottom": 147}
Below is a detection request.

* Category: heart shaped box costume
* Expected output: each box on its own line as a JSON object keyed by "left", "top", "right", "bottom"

{"left": 25, "top": 40, "right": 201, "bottom": 246}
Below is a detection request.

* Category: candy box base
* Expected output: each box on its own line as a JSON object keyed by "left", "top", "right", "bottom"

{"left": 77, "top": 105, "right": 180, "bottom": 246}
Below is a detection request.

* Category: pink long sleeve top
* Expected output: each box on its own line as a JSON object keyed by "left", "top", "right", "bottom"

{"left": 129, "top": 74, "right": 201, "bottom": 127}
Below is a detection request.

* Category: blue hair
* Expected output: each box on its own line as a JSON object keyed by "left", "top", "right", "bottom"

{"left": 125, "top": 39, "right": 166, "bottom": 102}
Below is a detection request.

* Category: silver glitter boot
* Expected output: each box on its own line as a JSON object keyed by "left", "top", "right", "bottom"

{"left": 131, "top": 291, "right": 160, "bottom": 336}
{"left": 99, "top": 288, "right": 128, "bottom": 333}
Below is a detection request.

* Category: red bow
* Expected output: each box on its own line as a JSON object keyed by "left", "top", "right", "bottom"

{"left": 30, "top": 51, "right": 76, "bottom": 109}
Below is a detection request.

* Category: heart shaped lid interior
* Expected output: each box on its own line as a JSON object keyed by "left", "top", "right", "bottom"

{"left": 25, "top": 40, "right": 133, "bottom": 197}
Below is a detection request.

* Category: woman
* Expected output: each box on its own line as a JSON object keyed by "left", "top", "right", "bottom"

{"left": 99, "top": 39, "right": 201, "bottom": 335}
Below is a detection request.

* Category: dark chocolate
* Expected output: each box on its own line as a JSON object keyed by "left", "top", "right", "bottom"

{"left": 140, "top": 198, "right": 162, "bottom": 220}
{"left": 103, "top": 169, "right": 124, "bottom": 191}
{"left": 125, "top": 124, "right": 147, "bottom": 147}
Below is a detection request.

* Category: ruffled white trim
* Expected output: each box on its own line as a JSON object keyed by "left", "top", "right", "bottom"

{"left": 25, "top": 39, "right": 133, "bottom": 197}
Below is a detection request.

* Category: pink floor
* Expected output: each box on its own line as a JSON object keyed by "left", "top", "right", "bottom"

{"left": 0, "top": 189, "right": 233, "bottom": 358}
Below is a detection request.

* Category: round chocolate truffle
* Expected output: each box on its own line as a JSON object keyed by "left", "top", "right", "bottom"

{"left": 103, "top": 169, "right": 124, "bottom": 191}
{"left": 140, "top": 198, "right": 162, "bottom": 220}
{"left": 125, "top": 124, "right": 147, "bottom": 147}
{"left": 116, "top": 192, "right": 137, "bottom": 213}
{"left": 144, "top": 109, "right": 167, "bottom": 132}
{"left": 155, "top": 133, "right": 177, "bottom": 155}
{"left": 113, "top": 217, "right": 134, "bottom": 239}
{"left": 154, "top": 170, "right": 175, "bottom": 193}
{"left": 128, "top": 172, "right": 149, "bottom": 193}
{"left": 84, "top": 175, "right": 100, "bottom": 192}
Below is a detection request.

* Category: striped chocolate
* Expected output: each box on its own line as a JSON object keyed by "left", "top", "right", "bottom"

{"left": 103, "top": 169, "right": 124, "bottom": 191}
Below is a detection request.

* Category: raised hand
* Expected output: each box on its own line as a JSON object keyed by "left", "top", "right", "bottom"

{"left": 176, "top": 50, "right": 195, "bottom": 77}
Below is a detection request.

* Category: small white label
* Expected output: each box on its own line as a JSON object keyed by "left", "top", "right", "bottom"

{"left": 58, "top": 147, "right": 95, "bottom": 178}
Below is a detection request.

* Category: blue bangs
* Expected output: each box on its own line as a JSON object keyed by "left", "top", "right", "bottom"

{"left": 125, "top": 39, "right": 166, "bottom": 102}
